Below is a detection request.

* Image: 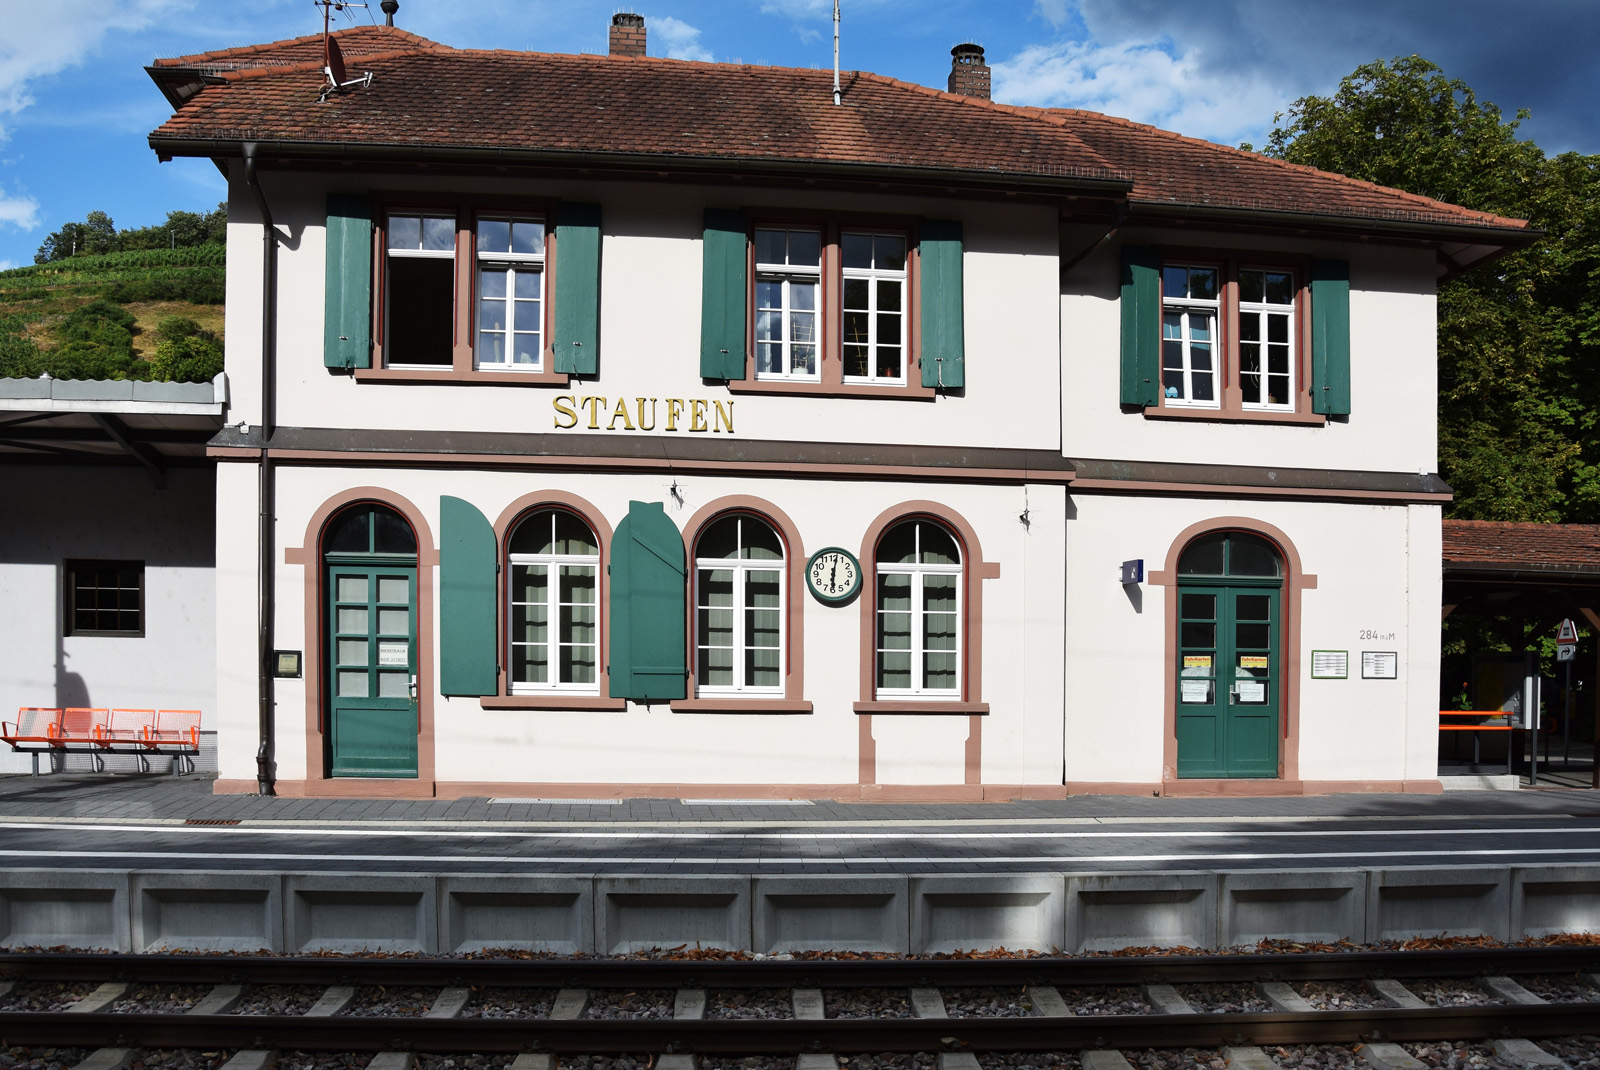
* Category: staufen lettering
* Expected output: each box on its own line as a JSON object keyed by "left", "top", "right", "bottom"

{"left": 553, "top": 396, "right": 735, "bottom": 434}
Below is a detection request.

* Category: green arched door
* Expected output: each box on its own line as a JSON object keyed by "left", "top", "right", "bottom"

{"left": 324, "top": 504, "right": 419, "bottom": 777}
{"left": 1176, "top": 532, "right": 1283, "bottom": 778}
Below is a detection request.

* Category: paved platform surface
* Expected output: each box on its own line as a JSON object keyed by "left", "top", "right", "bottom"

{"left": 0, "top": 773, "right": 1598, "bottom": 874}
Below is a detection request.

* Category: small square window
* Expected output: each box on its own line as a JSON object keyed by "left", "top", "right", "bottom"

{"left": 64, "top": 560, "right": 144, "bottom": 637}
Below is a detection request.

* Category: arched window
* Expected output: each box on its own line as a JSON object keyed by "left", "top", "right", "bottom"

{"left": 1178, "top": 531, "right": 1282, "bottom": 578}
{"left": 507, "top": 509, "right": 600, "bottom": 694}
{"left": 694, "top": 514, "right": 784, "bottom": 695}
{"left": 875, "top": 519, "right": 961, "bottom": 698}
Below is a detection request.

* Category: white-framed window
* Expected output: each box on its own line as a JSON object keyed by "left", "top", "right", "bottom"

{"left": 841, "top": 231, "right": 907, "bottom": 384}
{"left": 384, "top": 212, "right": 456, "bottom": 367}
{"left": 754, "top": 227, "right": 821, "bottom": 381}
{"left": 1161, "top": 264, "right": 1219, "bottom": 407}
{"left": 694, "top": 514, "right": 784, "bottom": 695}
{"left": 476, "top": 217, "right": 546, "bottom": 371}
{"left": 875, "top": 520, "right": 961, "bottom": 698}
{"left": 507, "top": 509, "right": 599, "bottom": 694}
{"left": 1238, "top": 268, "right": 1295, "bottom": 408}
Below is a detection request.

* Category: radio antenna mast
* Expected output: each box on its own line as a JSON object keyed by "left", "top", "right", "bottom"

{"left": 832, "top": 0, "right": 841, "bottom": 105}
{"left": 315, "top": 0, "right": 375, "bottom": 102}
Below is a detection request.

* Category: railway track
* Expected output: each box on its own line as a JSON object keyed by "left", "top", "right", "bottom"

{"left": 0, "top": 948, "right": 1597, "bottom": 1066}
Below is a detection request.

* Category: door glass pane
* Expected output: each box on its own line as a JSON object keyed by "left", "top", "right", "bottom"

{"left": 378, "top": 577, "right": 409, "bottom": 604}
{"left": 336, "top": 576, "right": 368, "bottom": 602}
{"left": 1180, "top": 622, "right": 1216, "bottom": 648}
{"left": 337, "top": 607, "right": 368, "bottom": 633}
{"left": 337, "top": 670, "right": 368, "bottom": 698}
{"left": 1236, "top": 594, "right": 1270, "bottom": 621}
{"left": 1236, "top": 622, "right": 1270, "bottom": 649}
{"left": 337, "top": 639, "right": 368, "bottom": 665}
{"left": 378, "top": 608, "right": 409, "bottom": 634}
{"left": 1180, "top": 592, "right": 1216, "bottom": 619}
{"left": 377, "top": 671, "right": 410, "bottom": 698}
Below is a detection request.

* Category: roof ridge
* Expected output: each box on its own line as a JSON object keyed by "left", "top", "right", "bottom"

{"left": 1041, "top": 106, "right": 1526, "bottom": 230}
{"left": 153, "top": 24, "right": 446, "bottom": 68}
{"left": 214, "top": 45, "right": 443, "bottom": 83}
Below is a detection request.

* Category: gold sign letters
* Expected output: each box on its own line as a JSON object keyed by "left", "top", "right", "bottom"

{"left": 553, "top": 395, "right": 734, "bottom": 434}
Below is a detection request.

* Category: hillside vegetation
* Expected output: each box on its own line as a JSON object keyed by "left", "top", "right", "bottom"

{"left": 1, "top": 205, "right": 228, "bottom": 385}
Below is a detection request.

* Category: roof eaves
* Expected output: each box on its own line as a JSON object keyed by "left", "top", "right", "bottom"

{"left": 1124, "top": 199, "right": 1538, "bottom": 247}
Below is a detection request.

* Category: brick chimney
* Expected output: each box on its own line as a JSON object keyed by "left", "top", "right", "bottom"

{"left": 947, "top": 43, "right": 990, "bottom": 100}
{"left": 610, "top": 13, "right": 646, "bottom": 58}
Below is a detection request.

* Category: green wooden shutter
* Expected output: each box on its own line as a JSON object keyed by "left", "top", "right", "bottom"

{"left": 700, "top": 208, "right": 749, "bottom": 380}
{"left": 1119, "top": 245, "right": 1160, "bottom": 406}
{"left": 919, "top": 219, "right": 965, "bottom": 389}
{"left": 553, "top": 202, "right": 601, "bottom": 375}
{"left": 609, "top": 500, "right": 687, "bottom": 703}
{"left": 439, "top": 495, "right": 498, "bottom": 697}
{"left": 324, "top": 193, "right": 372, "bottom": 370}
{"left": 1311, "top": 259, "right": 1351, "bottom": 415}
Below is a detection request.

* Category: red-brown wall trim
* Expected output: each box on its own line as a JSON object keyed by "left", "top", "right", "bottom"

{"left": 489, "top": 491, "right": 619, "bottom": 709}
{"left": 671, "top": 496, "right": 808, "bottom": 707}
{"left": 283, "top": 487, "right": 440, "bottom": 789}
{"left": 1148, "top": 516, "right": 1317, "bottom": 785}
{"left": 855, "top": 501, "right": 999, "bottom": 785}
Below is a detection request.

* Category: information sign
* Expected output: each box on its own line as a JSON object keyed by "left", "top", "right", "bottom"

{"left": 1361, "top": 651, "right": 1398, "bottom": 679}
{"left": 1310, "top": 650, "right": 1348, "bottom": 679}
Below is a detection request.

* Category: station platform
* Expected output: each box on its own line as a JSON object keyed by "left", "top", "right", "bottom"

{"left": 1, "top": 772, "right": 1597, "bottom": 958}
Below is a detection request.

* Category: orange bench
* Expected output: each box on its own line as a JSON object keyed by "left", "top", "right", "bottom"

{"left": 1, "top": 707, "right": 202, "bottom": 776}
{"left": 1440, "top": 710, "right": 1518, "bottom": 773}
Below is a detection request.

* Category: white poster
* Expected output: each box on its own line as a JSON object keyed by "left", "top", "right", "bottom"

{"left": 378, "top": 641, "right": 409, "bottom": 668}
{"left": 1181, "top": 680, "right": 1211, "bottom": 704}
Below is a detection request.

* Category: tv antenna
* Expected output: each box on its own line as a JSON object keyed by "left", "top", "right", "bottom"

{"left": 315, "top": 0, "right": 375, "bottom": 102}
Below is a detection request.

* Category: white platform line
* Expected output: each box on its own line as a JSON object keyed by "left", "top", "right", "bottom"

{"left": 0, "top": 821, "right": 1595, "bottom": 842}
{"left": 2, "top": 846, "right": 1600, "bottom": 866}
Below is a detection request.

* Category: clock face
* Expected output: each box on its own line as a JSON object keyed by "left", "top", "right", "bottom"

{"left": 806, "top": 547, "right": 862, "bottom": 605}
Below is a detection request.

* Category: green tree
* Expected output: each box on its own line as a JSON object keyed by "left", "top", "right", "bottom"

{"left": 34, "top": 210, "right": 120, "bottom": 263}
{"left": 1265, "top": 56, "right": 1600, "bottom": 522}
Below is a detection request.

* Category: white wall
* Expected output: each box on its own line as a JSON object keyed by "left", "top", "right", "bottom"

{"left": 232, "top": 464, "right": 1065, "bottom": 788}
{"left": 1062, "top": 493, "right": 1441, "bottom": 786}
{"left": 0, "top": 465, "right": 216, "bottom": 773}
{"left": 1060, "top": 230, "right": 1438, "bottom": 475}
{"left": 227, "top": 171, "right": 1062, "bottom": 453}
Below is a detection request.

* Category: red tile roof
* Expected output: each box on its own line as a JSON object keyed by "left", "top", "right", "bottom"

{"left": 1041, "top": 108, "right": 1524, "bottom": 231}
{"left": 146, "top": 29, "right": 1528, "bottom": 235}
{"left": 1443, "top": 520, "right": 1600, "bottom": 573}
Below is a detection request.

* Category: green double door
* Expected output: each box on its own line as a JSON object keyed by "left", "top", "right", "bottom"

{"left": 327, "top": 563, "right": 419, "bottom": 777}
{"left": 1176, "top": 583, "right": 1280, "bottom": 778}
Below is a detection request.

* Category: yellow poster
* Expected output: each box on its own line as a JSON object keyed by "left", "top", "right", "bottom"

{"left": 1239, "top": 656, "right": 1268, "bottom": 669}
{"left": 1183, "top": 655, "right": 1212, "bottom": 670}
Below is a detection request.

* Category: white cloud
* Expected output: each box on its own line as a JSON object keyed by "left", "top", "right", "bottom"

{"left": 651, "top": 15, "right": 713, "bottom": 62}
{"left": 993, "top": 35, "right": 1289, "bottom": 147}
{"left": 0, "top": 259, "right": 17, "bottom": 271}
{"left": 0, "top": 0, "right": 194, "bottom": 139}
{"left": 0, "top": 181, "right": 41, "bottom": 231}
{"left": 1034, "top": 0, "right": 1071, "bottom": 28}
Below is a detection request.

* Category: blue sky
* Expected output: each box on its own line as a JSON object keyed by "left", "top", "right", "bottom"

{"left": 1, "top": 0, "right": 1596, "bottom": 270}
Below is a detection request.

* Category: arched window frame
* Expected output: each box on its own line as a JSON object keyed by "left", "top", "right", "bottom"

{"left": 484, "top": 492, "right": 623, "bottom": 711}
{"left": 672, "top": 498, "right": 811, "bottom": 713}
{"left": 872, "top": 519, "right": 963, "bottom": 699}
{"left": 504, "top": 507, "right": 603, "bottom": 697}
{"left": 1149, "top": 517, "right": 1317, "bottom": 786}
{"left": 854, "top": 502, "right": 995, "bottom": 714}
{"left": 691, "top": 513, "right": 787, "bottom": 697}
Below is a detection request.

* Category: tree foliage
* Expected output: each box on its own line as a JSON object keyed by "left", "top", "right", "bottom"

{"left": 1265, "top": 56, "right": 1600, "bottom": 522}
{"left": 34, "top": 202, "right": 226, "bottom": 264}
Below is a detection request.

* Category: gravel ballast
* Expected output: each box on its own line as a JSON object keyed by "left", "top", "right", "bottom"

{"left": 826, "top": 987, "right": 915, "bottom": 1018}
{"left": 457, "top": 987, "right": 557, "bottom": 1019}
{"left": 706, "top": 988, "right": 793, "bottom": 1019}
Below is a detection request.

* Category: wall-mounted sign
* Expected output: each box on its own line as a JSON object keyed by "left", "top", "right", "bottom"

{"left": 1120, "top": 559, "right": 1144, "bottom": 584}
{"left": 1239, "top": 656, "right": 1268, "bottom": 670}
{"left": 272, "top": 650, "right": 303, "bottom": 679}
{"left": 1310, "top": 650, "right": 1348, "bottom": 679}
{"left": 1361, "top": 651, "right": 1398, "bottom": 680}
{"left": 378, "top": 641, "right": 410, "bottom": 668}
{"left": 806, "top": 547, "right": 862, "bottom": 605}
{"left": 553, "top": 395, "right": 734, "bottom": 433}
{"left": 1183, "top": 655, "right": 1212, "bottom": 671}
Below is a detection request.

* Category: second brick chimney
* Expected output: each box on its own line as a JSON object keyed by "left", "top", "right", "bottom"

{"left": 947, "top": 43, "right": 990, "bottom": 100}
{"left": 610, "top": 13, "right": 646, "bottom": 58}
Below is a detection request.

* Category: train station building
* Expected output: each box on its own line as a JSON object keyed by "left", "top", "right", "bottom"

{"left": 3, "top": 15, "right": 1535, "bottom": 797}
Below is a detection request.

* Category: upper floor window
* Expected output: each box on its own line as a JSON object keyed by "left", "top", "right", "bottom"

{"left": 755, "top": 228, "right": 821, "bottom": 381}
{"left": 694, "top": 514, "right": 784, "bottom": 695}
{"left": 841, "top": 231, "right": 907, "bottom": 385}
{"left": 385, "top": 212, "right": 456, "bottom": 368}
{"left": 874, "top": 520, "right": 961, "bottom": 698}
{"left": 476, "top": 218, "right": 546, "bottom": 372}
{"left": 1238, "top": 269, "right": 1295, "bottom": 408}
{"left": 507, "top": 509, "right": 599, "bottom": 694}
{"left": 1161, "top": 264, "right": 1218, "bottom": 407}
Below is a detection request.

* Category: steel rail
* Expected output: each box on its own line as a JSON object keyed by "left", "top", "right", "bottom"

{"left": 1, "top": 947, "right": 1597, "bottom": 988}
{"left": 0, "top": 1005, "right": 1597, "bottom": 1053}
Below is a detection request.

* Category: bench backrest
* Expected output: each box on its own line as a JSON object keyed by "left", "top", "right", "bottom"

{"left": 104, "top": 708, "right": 156, "bottom": 740}
{"left": 55, "top": 708, "right": 109, "bottom": 740}
{"left": 4, "top": 708, "right": 61, "bottom": 739}
{"left": 153, "top": 709, "right": 202, "bottom": 745}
